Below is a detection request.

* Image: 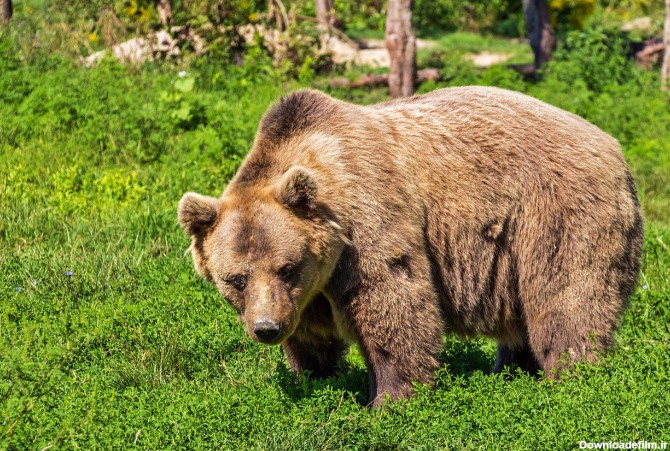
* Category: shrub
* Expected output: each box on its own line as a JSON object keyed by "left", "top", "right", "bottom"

{"left": 543, "top": 27, "right": 636, "bottom": 93}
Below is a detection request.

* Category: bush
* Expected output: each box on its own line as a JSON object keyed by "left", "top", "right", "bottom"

{"left": 333, "top": 0, "right": 525, "bottom": 36}
{"left": 414, "top": 0, "right": 523, "bottom": 34}
{"left": 543, "top": 27, "right": 636, "bottom": 93}
{"left": 550, "top": 0, "right": 596, "bottom": 30}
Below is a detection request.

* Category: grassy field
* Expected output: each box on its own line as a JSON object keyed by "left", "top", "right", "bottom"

{"left": 2, "top": 25, "right": 670, "bottom": 450}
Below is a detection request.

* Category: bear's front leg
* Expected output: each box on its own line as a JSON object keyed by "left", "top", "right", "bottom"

{"left": 343, "top": 266, "right": 444, "bottom": 407}
{"left": 281, "top": 293, "right": 347, "bottom": 379}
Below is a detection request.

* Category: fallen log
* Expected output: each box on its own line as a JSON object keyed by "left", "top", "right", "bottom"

{"left": 328, "top": 68, "right": 440, "bottom": 89}
{"left": 629, "top": 38, "right": 665, "bottom": 69}
{"left": 634, "top": 40, "right": 665, "bottom": 69}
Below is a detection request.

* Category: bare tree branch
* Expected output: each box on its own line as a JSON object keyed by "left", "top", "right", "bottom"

{"left": 157, "top": 0, "right": 172, "bottom": 27}
{"left": 315, "top": 0, "right": 337, "bottom": 31}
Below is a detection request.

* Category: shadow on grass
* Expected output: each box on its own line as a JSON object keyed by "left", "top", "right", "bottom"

{"left": 274, "top": 337, "right": 499, "bottom": 406}
{"left": 440, "top": 338, "right": 496, "bottom": 376}
{"left": 273, "top": 359, "right": 371, "bottom": 406}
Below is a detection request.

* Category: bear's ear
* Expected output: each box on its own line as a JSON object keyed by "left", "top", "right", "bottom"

{"left": 178, "top": 192, "right": 220, "bottom": 236}
{"left": 276, "top": 166, "right": 318, "bottom": 212}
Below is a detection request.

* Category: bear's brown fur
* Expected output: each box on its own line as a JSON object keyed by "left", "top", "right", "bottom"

{"left": 178, "top": 87, "right": 643, "bottom": 406}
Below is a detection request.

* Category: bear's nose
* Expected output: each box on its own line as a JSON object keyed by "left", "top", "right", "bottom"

{"left": 253, "top": 320, "right": 281, "bottom": 342}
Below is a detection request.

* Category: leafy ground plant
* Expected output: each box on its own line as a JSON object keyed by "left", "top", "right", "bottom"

{"left": 1, "top": 26, "right": 670, "bottom": 450}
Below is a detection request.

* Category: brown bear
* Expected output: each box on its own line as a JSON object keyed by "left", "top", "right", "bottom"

{"left": 178, "top": 86, "right": 643, "bottom": 406}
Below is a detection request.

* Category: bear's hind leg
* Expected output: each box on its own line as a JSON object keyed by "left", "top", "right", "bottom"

{"left": 493, "top": 343, "right": 541, "bottom": 375}
{"left": 521, "top": 262, "right": 624, "bottom": 377}
{"left": 516, "top": 209, "right": 633, "bottom": 378}
{"left": 525, "top": 306, "right": 613, "bottom": 378}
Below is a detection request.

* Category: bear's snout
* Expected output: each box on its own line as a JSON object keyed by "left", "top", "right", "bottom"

{"left": 253, "top": 319, "right": 282, "bottom": 343}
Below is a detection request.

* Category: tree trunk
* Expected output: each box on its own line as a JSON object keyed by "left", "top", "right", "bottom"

{"left": 385, "top": 0, "right": 416, "bottom": 97}
{"left": 315, "top": 0, "right": 335, "bottom": 30}
{"left": 523, "top": 0, "right": 556, "bottom": 70}
{"left": 157, "top": 0, "right": 172, "bottom": 27}
{"left": 1, "top": 0, "right": 12, "bottom": 22}
{"left": 662, "top": 0, "right": 670, "bottom": 91}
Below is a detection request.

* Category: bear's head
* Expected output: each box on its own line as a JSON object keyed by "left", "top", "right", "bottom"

{"left": 178, "top": 166, "right": 346, "bottom": 345}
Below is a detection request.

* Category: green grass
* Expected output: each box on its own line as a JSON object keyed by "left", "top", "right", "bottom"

{"left": 2, "top": 27, "right": 670, "bottom": 449}
{"left": 420, "top": 31, "right": 533, "bottom": 65}
{"left": 342, "top": 30, "right": 534, "bottom": 69}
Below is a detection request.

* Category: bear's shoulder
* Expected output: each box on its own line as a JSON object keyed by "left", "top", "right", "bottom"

{"left": 258, "top": 89, "right": 340, "bottom": 143}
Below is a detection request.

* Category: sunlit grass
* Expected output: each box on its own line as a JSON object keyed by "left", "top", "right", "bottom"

{"left": 1, "top": 25, "right": 669, "bottom": 449}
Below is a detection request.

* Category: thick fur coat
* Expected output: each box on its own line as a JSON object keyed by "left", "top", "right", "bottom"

{"left": 178, "top": 87, "right": 643, "bottom": 406}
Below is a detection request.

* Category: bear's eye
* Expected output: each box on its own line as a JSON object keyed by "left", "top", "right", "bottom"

{"left": 226, "top": 274, "right": 247, "bottom": 291}
{"left": 278, "top": 264, "right": 296, "bottom": 283}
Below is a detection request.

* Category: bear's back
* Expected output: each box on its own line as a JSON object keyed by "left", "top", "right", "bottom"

{"left": 358, "top": 86, "right": 631, "bottom": 218}
{"left": 369, "top": 86, "right": 623, "bottom": 172}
